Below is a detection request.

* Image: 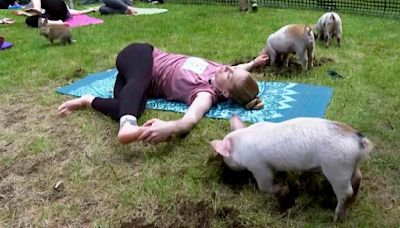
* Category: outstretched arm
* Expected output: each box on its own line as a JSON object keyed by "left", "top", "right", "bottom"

{"left": 138, "top": 92, "right": 213, "bottom": 144}
{"left": 233, "top": 54, "right": 269, "bottom": 71}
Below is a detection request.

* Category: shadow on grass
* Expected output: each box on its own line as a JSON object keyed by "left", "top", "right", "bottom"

{"left": 208, "top": 157, "right": 337, "bottom": 217}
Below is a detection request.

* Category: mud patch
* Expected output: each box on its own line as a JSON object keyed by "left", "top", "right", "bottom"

{"left": 207, "top": 152, "right": 256, "bottom": 190}
{"left": 46, "top": 181, "right": 68, "bottom": 202}
{"left": 231, "top": 56, "right": 335, "bottom": 77}
{"left": 177, "top": 199, "right": 213, "bottom": 227}
{"left": 297, "top": 172, "right": 337, "bottom": 209}
{"left": 219, "top": 163, "right": 257, "bottom": 191}
{"left": 117, "top": 196, "right": 242, "bottom": 227}
{"left": 215, "top": 206, "right": 242, "bottom": 227}
{"left": 174, "top": 198, "right": 243, "bottom": 228}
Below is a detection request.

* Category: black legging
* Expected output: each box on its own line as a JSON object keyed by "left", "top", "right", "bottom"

{"left": 91, "top": 43, "right": 154, "bottom": 121}
{"left": 26, "top": 0, "right": 70, "bottom": 27}
{"left": 99, "top": 0, "right": 132, "bottom": 15}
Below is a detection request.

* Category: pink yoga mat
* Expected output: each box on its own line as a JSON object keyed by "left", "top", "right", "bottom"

{"left": 0, "top": 41, "right": 12, "bottom": 50}
{"left": 65, "top": 14, "right": 103, "bottom": 28}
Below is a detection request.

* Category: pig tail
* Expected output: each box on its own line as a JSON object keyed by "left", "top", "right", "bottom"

{"left": 245, "top": 97, "right": 264, "bottom": 110}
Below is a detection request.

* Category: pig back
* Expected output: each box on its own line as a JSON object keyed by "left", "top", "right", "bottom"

{"left": 267, "top": 24, "right": 312, "bottom": 54}
{"left": 229, "top": 118, "right": 361, "bottom": 171}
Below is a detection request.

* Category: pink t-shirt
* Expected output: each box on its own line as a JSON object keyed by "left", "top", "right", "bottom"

{"left": 149, "top": 48, "right": 226, "bottom": 105}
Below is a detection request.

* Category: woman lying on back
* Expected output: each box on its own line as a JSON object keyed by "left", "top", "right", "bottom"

{"left": 58, "top": 43, "right": 269, "bottom": 144}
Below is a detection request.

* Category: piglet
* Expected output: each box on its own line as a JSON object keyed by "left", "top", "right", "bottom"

{"left": 210, "top": 115, "right": 373, "bottom": 222}
{"left": 261, "top": 24, "right": 315, "bottom": 70}
{"left": 316, "top": 12, "right": 343, "bottom": 47}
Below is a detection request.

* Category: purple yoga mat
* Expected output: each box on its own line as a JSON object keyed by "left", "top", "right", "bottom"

{"left": 0, "top": 41, "right": 12, "bottom": 50}
{"left": 65, "top": 14, "right": 103, "bottom": 28}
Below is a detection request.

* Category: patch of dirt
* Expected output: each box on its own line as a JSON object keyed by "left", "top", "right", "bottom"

{"left": 0, "top": 179, "right": 15, "bottom": 198}
{"left": 120, "top": 217, "right": 158, "bottom": 228}
{"left": 173, "top": 197, "right": 244, "bottom": 228}
{"left": 219, "top": 163, "right": 257, "bottom": 191}
{"left": 176, "top": 199, "right": 214, "bottom": 228}
{"left": 231, "top": 56, "right": 335, "bottom": 77}
{"left": 297, "top": 172, "right": 337, "bottom": 209}
{"left": 46, "top": 181, "right": 68, "bottom": 202}
{"left": 0, "top": 140, "right": 13, "bottom": 156}
{"left": 1, "top": 106, "right": 27, "bottom": 129}
{"left": 119, "top": 196, "right": 244, "bottom": 228}
{"left": 273, "top": 172, "right": 337, "bottom": 212}
{"left": 0, "top": 146, "right": 70, "bottom": 181}
{"left": 215, "top": 206, "right": 242, "bottom": 227}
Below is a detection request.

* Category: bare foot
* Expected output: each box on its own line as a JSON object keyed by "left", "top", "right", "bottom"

{"left": 118, "top": 125, "right": 148, "bottom": 144}
{"left": 12, "top": 10, "right": 30, "bottom": 16}
{"left": 58, "top": 95, "right": 95, "bottom": 116}
{"left": 25, "top": 8, "right": 43, "bottom": 15}
{"left": 88, "top": 6, "right": 100, "bottom": 13}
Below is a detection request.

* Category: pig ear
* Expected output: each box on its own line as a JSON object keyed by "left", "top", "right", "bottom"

{"left": 230, "top": 114, "right": 246, "bottom": 131}
{"left": 210, "top": 139, "right": 232, "bottom": 157}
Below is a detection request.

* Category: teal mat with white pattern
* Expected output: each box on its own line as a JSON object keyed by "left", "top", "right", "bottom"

{"left": 56, "top": 69, "right": 333, "bottom": 123}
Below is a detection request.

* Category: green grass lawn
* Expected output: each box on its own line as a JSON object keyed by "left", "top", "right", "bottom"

{"left": 1, "top": 3, "right": 399, "bottom": 227}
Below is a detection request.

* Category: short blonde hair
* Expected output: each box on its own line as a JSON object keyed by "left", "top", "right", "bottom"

{"left": 228, "top": 73, "right": 264, "bottom": 110}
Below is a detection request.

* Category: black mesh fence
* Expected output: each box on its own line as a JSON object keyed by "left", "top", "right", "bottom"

{"left": 167, "top": 0, "right": 400, "bottom": 18}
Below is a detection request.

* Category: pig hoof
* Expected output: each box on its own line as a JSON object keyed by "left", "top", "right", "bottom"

{"left": 333, "top": 214, "right": 338, "bottom": 223}
{"left": 333, "top": 211, "right": 347, "bottom": 223}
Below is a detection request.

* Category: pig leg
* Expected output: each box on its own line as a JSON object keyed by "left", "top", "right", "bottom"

{"left": 296, "top": 50, "right": 308, "bottom": 70}
{"left": 267, "top": 44, "right": 277, "bottom": 67}
{"left": 338, "top": 167, "right": 362, "bottom": 221}
{"left": 249, "top": 164, "right": 275, "bottom": 193}
{"left": 318, "top": 31, "right": 324, "bottom": 41}
{"left": 324, "top": 31, "right": 331, "bottom": 47}
{"left": 347, "top": 166, "right": 362, "bottom": 205}
{"left": 307, "top": 47, "right": 314, "bottom": 70}
{"left": 336, "top": 33, "right": 341, "bottom": 47}
{"left": 269, "top": 50, "right": 277, "bottom": 67}
{"left": 321, "top": 164, "right": 354, "bottom": 223}
{"left": 282, "top": 54, "right": 289, "bottom": 67}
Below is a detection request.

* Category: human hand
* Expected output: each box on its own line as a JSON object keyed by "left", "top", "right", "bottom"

{"left": 137, "top": 118, "right": 175, "bottom": 144}
{"left": 253, "top": 54, "right": 269, "bottom": 67}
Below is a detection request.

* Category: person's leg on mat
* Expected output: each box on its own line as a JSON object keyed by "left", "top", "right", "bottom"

{"left": 58, "top": 43, "right": 154, "bottom": 144}
{"left": 87, "top": 72, "right": 127, "bottom": 121}
{"left": 99, "top": 5, "right": 125, "bottom": 15}
{"left": 100, "top": 0, "right": 136, "bottom": 15}
{"left": 113, "top": 43, "right": 154, "bottom": 143}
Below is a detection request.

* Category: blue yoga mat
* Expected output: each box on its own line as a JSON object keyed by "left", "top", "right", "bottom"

{"left": 7, "top": 4, "right": 23, "bottom": 9}
{"left": 56, "top": 69, "right": 333, "bottom": 123}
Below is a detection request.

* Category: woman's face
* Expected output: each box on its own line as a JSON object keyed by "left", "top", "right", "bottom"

{"left": 214, "top": 66, "right": 249, "bottom": 97}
